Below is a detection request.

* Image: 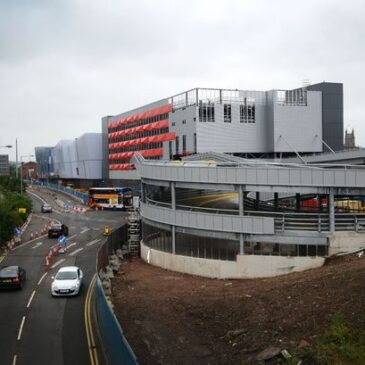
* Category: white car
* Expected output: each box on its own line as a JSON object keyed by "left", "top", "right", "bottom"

{"left": 51, "top": 266, "right": 83, "bottom": 296}
{"left": 41, "top": 204, "right": 53, "bottom": 213}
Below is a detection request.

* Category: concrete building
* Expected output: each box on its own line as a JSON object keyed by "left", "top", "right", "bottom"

{"left": 102, "top": 82, "right": 343, "bottom": 183}
{"left": 0, "top": 155, "right": 10, "bottom": 176}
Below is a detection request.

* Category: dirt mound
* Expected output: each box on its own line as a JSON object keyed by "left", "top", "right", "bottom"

{"left": 111, "top": 254, "right": 365, "bottom": 364}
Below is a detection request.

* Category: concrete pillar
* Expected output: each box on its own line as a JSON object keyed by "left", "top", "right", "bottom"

{"left": 329, "top": 189, "right": 335, "bottom": 233}
{"left": 255, "top": 192, "right": 260, "bottom": 210}
{"left": 274, "top": 192, "right": 279, "bottom": 210}
{"left": 296, "top": 193, "right": 301, "bottom": 211}
{"left": 172, "top": 226, "right": 176, "bottom": 254}
{"left": 239, "top": 185, "right": 244, "bottom": 215}
{"left": 239, "top": 233, "right": 244, "bottom": 255}
{"left": 171, "top": 182, "right": 176, "bottom": 210}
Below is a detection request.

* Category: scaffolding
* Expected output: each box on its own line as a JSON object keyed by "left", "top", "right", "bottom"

{"left": 127, "top": 207, "right": 141, "bottom": 256}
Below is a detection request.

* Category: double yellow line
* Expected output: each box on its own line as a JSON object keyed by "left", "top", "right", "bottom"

{"left": 84, "top": 274, "right": 99, "bottom": 365}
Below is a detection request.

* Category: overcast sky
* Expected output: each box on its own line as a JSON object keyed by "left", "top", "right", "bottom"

{"left": 1, "top": 0, "right": 364, "bottom": 161}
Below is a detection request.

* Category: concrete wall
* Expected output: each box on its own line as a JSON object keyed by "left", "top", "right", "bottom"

{"left": 328, "top": 232, "right": 365, "bottom": 255}
{"left": 141, "top": 241, "right": 325, "bottom": 279}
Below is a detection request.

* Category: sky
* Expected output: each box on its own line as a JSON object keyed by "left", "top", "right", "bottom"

{"left": 1, "top": 0, "right": 364, "bottom": 162}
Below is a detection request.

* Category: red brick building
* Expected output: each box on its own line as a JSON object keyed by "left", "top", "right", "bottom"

{"left": 19, "top": 161, "right": 38, "bottom": 180}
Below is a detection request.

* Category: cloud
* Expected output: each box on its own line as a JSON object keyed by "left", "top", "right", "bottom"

{"left": 1, "top": 0, "right": 365, "bottom": 160}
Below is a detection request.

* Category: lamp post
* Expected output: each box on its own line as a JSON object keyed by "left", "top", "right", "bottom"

{"left": 20, "top": 154, "right": 34, "bottom": 195}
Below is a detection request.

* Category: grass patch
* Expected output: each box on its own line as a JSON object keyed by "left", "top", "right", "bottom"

{"left": 287, "top": 312, "right": 365, "bottom": 365}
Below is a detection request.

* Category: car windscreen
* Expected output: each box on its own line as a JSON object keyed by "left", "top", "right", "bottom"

{"left": 51, "top": 224, "right": 61, "bottom": 230}
{"left": 0, "top": 267, "right": 18, "bottom": 278}
{"left": 55, "top": 271, "right": 77, "bottom": 280}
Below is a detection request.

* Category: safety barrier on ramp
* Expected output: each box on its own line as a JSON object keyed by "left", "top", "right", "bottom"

{"left": 95, "top": 277, "right": 137, "bottom": 365}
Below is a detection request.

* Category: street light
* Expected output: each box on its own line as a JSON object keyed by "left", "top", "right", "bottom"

{"left": 20, "top": 154, "right": 34, "bottom": 195}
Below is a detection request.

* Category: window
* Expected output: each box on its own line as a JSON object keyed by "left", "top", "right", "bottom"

{"left": 76, "top": 167, "right": 79, "bottom": 175}
{"left": 182, "top": 135, "right": 186, "bottom": 153}
{"left": 172, "top": 122, "right": 175, "bottom": 126}
{"left": 224, "top": 104, "right": 231, "bottom": 123}
{"left": 169, "top": 141, "right": 173, "bottom": 159}
{"left": 182, "top": 120, "right": 186, "bottom": 124}
{"left": 193, "top": 117, "right": 196, "bottom": 122}
{"left": 175, "top": 136, "right": 179, "bottom": 155}
{"left": 240, "top": 98, "right": 256, "bottom": 123}
{"left": 199, "top": 102, "right": 215, "bottom": 122}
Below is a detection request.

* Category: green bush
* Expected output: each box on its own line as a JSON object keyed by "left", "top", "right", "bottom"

{"left": 0, "top": 186, "right": 32, "bottom": 247}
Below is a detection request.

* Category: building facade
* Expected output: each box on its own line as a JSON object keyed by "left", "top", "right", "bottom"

{"left": 52, "top": 133, "right": 102, "bottom": 185}
{"left": 35, "top": 146, "right": 54, "bottom": 180}
{"left": 0, "top": 154, "right": 10, "bottom": 176}
{"left": 102, "top": 82, "right": 343, "bottom": 182}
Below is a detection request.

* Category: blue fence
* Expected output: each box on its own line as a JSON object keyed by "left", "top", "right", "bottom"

{"left": 95, "top": 277, "right": 138, "bottom": 365}
{"left": 27, "top": 181, "right": 89, "bottom": 205}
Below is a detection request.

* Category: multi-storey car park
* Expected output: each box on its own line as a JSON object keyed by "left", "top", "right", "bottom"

{"left": 134, "top": 152, "right": 365, "bottom": 279}
{"left": 102, "top": 82, "right": 343, "bottom": 184}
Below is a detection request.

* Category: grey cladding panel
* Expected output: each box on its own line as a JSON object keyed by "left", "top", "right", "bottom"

{"left": 192, "top": 168, "right": 200, "bottom": 180}
{"left": 223, "top": 216, "right": 233, "bottom": 231}
{"left": 278, "top": 170, "right": 290, "bottom": 185}
{"left": 312, "top": 170, "right": 324, "bottom": 185}
{"left": 247, "top": 169, "right": 257, "bottom": 184}
{"left": 268, "top": 169, "right": 279, "bottom": 185}
{"left": 323, "top": 170, "right": 335, "bottom": 186}
{"left": 289, "top": 170, "right": 301, "bottom": 185}
{"left": 257, "top": 169, "right": 268, "bottom": 184}
{"left": 300, "top": 170, "right": 312, "bottom": 185}
{"left": 208, "top": 168, "right": 218, "bottom": 181}
{"left": 334, "top": 170, "right": 346, "bottom": 185}
{"left": 226, "top": 168, "right": 236, "bottom": 183}
{"left": 199, "top": 168, "right": 209, "bottom": 181}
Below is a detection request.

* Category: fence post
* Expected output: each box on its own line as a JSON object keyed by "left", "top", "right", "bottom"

{"left": 318, "top": 215, "right": 321, "bottom": 232}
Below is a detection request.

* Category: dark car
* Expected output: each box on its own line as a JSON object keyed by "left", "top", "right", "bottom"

{"left": 41, "top": 204, "right": 53, "bottom": 213}
{"left": 48, "top": 223, "right": 69, "bottom": 238}
{"left": 0, "top": 266, "right": 26, "bottom": 289}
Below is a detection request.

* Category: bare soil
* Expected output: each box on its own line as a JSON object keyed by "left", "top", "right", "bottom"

{"left": 111, "top": 253, "right": 365, "bottom": 364}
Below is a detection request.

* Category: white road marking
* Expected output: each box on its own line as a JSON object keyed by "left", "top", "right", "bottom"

{"left": 92, "top": 228, "right": 100, "bottom": 231}
{"left": 86, "top": 239, "right": 101, "bottom": 247}
{"left": 38, "top": 273, "right": 47, "bottom": 285}
{"left": 17, "top": 316, "right": 26, "bottom": 340}
{"left": 68, "top": 248, "right": 84, "bottom": 256}
{"left": 80, "top": 228, "right": 90, "bottom": 234}
{"left": 51, "top": 259, "right": 66, "bottom": 269}
{"left": 67, "top": 242, "right": 77, "bottom": 249}
{"left": 31, "top": 242, "right": 43, "bottom": 249}
{"left": 12, "top": 355, "right": 17, "bottom": 365}
{"left": 26, "top": 291, "right": 36, "bottom": 308}
{"left": 68, "top": 234, "right": 77, "bottom": 240}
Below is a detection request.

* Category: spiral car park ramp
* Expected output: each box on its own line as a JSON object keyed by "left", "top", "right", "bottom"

{"left": 133, "top": 152, "right": 365, "bottom": 279}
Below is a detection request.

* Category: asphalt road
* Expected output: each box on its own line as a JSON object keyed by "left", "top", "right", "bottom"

{"left": 0, "top": 189, "right": 127, "bottom": 365}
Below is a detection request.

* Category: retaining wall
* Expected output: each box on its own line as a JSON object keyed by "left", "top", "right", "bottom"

{"left": 141, "top": 241, "right": 324, "bottom": 279}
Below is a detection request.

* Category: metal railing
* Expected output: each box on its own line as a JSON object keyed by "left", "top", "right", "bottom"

{"left": 144, "top": 198, "right": 365, "bottom": 233}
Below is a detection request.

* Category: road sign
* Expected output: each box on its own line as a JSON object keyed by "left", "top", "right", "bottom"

{"left": 58, "top": 235, "right": 67, "bottom": 246}
{"left": 18, "top": 208, "right": 26, "bottom": 214}
{"left": 15, "top": 227, "right": 21, "bottom": 235}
